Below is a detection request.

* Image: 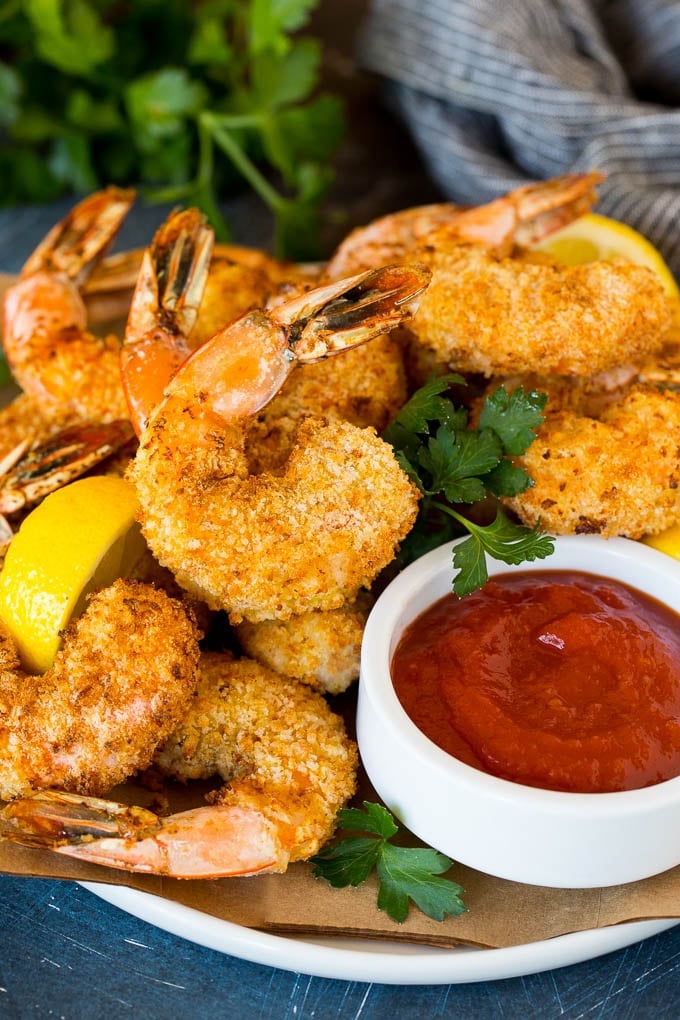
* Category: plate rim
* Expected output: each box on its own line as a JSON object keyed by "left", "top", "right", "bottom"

{"left": 80, "top": 881, "right": 679, "bottom": 985}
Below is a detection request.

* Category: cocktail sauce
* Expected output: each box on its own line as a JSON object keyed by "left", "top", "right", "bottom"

{"left": 391, "top": 571, "right": 680, "bottom": 793}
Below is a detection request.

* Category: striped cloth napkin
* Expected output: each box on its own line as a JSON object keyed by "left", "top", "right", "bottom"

{"left": 358, "top": 0, "right": 680, "bottom": 276}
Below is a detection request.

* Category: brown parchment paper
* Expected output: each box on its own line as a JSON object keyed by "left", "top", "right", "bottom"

{"left": 1, "top": 763, "right": 680, "bottom": 950}
{"left": 1, "top": 268, "right": 679, "bottom": 950}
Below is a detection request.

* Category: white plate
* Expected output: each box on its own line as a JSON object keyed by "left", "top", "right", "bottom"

{"left": 81, "top": 882, "right": 678, "bottom": 984}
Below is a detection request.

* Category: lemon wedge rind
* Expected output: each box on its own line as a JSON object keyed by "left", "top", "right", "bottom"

{"left": 0, "top": 475, "right": 146, "bottom": 674}
{"left": 535, "top": 212, "right": 679, "bottom": 298}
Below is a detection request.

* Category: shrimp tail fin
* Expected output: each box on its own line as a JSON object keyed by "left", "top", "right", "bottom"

{"left": 1, "top": 790, "right": 286, "bottom": 878}
{"left": 122, "top": 209, "right": 215, "bottom": 435}
{"left": 146, "top": 208, "right": 215, "bottom": 339}
{"left": 1, "top": 790, "right": 162, "bottom": 844}
{"left": 0, "top": 420, "right": 136, "bottom": 514}
{"left": 21, "top": 187, "right": 136, "bottom": 283}
{"left": 437, "top": 171, "right": 605, "bottom": 252}
{"left": 276, "top": 262, "right": 432, "bottom": 361}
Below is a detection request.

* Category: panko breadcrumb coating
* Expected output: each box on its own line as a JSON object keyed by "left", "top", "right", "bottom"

{"left": 154, "top": 653, "right": 358, "bottom": 865}
{"left": 244, "top": 336, "right": 408, "bottom": 473}
{"left": 410, "top": 248, "right": 671, "bottom": 378}
{"left": 0, "top": 579, "right": 201, "bottom": 801}
{"left": 235, "top": 592, "right": 372, "bottom": 694}
{"left": 130, "top": 410, "right": 419, "bottom": 623}
{"left": 505, "top": 383, "right": 680, "bottom": 538}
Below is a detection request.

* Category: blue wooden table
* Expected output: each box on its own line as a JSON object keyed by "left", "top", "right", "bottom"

{"left": 2, "top": 199, "right": 680, "bottom": 1017}
{"left": 1, "top": 875, "right": 680, "bottom": 1017}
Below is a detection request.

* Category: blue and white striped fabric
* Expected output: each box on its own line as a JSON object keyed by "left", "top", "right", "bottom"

{"left": 358, "top": 0, "right": 680, "bottom": 276}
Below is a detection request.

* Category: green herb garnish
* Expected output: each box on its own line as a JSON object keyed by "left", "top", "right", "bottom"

{"left": 383, "top": 375, "right": 554, "bottom": 595}
{"left": 0, "top": 0, "right": 344, "bottom": 259}
{"left": 311, "top": 802, "right": 467, "bottom": 924}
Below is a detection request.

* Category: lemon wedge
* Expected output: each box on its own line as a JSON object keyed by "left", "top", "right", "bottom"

{"left": 0, "top": 475, "right": 146, "bottom": 674}
{"left": 642, "top": 524, "right": 680, "bottom": 561}
{"left": 535, "top": 212, "right": 679, "bottom": 298}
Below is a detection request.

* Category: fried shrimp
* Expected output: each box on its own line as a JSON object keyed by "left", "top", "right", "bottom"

{"left": 413, "top": 250, "right": 671, "bottom": 378}
{"left": 122, "top": 208, "right": 426, "bottom": 622}
{"left": 0, "top": 579, "right": 201, "bottom": 802}
{"left": 243, "top": 335, "right": 408, "bottom": 473}
{"left": 326, "top": 173, "right": 672, "bottom": 378}
{"left": 504, "top": 383, "right": 680, "bottom": 538}
{"left": 1, "top": 654, "right": 358, "bottom": 878}
{"left": 133, "top": 408, "right": 419, "bottom": 623}
{"left": 235, "top": 592, "right": 372, "bottom": 694}
{"left": 2, "top": 188, "right": 134, "bottom": 422}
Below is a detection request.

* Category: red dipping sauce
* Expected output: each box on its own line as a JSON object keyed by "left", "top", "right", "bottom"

{"left": 391, "top": 571, "right": 680, "bottom": 793}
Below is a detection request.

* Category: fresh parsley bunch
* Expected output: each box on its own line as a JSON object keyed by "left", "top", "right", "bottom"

{"left": 383, "top": 375, "right": 555, "bottom": 595}
{"left": 0, "top": 0, "right": 344, "bottom": 259}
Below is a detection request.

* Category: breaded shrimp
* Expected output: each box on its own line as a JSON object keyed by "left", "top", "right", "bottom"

{"left": 133, "top": 410, "right": 419, "bottom": 623}
{"left": 235, "top": 593, "right": 372, "bottom": 694}
{"left": 2, "top": 188, "right": 134, "bottom": 422}
{"left": 504, "top": 383, "right": 680, "bottom": 538}
{"left": 122, "top": 208, "right": 426, "bottom": 622}
{"left": 244, "top": 335, "right": 408, "bottom": 473}
{"left": 1, "top": 654, "right": 357, "bottom": 878}
{"left": 412, "top": 249, "right": 671, "bottom": 378}
{"left": 326, "top": 173, "right": 672, "bottom": 378}
{"left": 0, "top": 579, "right": 201, "bottom": 802}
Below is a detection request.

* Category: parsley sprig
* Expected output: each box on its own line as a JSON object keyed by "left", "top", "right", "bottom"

{"left": 383, "top": 376, "right": 555, "bottom": 595}
{"left": 0, "top": 0, "right": 344, "bottom": 259}
{"left": 311, "top": 802, "right": 467, "bottom": 924}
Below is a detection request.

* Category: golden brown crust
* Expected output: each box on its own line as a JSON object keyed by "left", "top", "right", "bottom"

{"left": 244, "top": 336, "right": 408, "bottom": 473}
{"left": 505, "top": 384, "right": 680, "bottom": 538}
{"left": 412, "top": 248, "right": 672, "bottom": 377}
{"left": 0, "top": 579, "right": 201, "bottom": 801}
{"left": 130, "top": 407, "right": 419, "bottom": 623}
{"left": 154, "top": 653, "right": 358, "bottom": 861}
{"left": 235, "top": 592, "right": 372, "bottom": 694}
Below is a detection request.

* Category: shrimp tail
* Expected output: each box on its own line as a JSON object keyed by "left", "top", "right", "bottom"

{"left": 160, "top": 261, "right": 431, "bottom": 425}
{"left": 1, "top": 790, "right": 283, "bottom": 878}
{"left": 121, "top": 209, "right": 215, "bottom": 434}
{"left": 0, "top": 420, "right": 135, "bottom": 514}
{"left": 435, "top": 171, "right": 605, "bottom": 252}
{"left": 272, "top": 263, "right": 432, "bottom": 361}
{"left": 20, "top": 187, "right": 136, "bottom": 283}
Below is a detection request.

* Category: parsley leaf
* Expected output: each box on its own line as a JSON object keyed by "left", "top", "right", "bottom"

{"left": 418, "top": 427, "right": 502, "bottom": 503}
{"left": 384, "top": 379, "right": 554, "bottom": 595}
{"left": 311, "top": 802, "right": 467, "bottom": 924}
{"left": 382, "top": 373, "right": 466, "bottom": 444}
{"left": 0, "top": 0, "right": 343, "bottom": 259}
{"left": 478, "top": 385, "right": 547, "bottom": 455}
{"left": 447, "top": 509, "right": 555, "bottom": 597}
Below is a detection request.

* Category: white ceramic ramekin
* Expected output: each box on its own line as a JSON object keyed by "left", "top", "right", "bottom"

{"left": 357, "top": 535, "right": 680, "bottom": 888}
